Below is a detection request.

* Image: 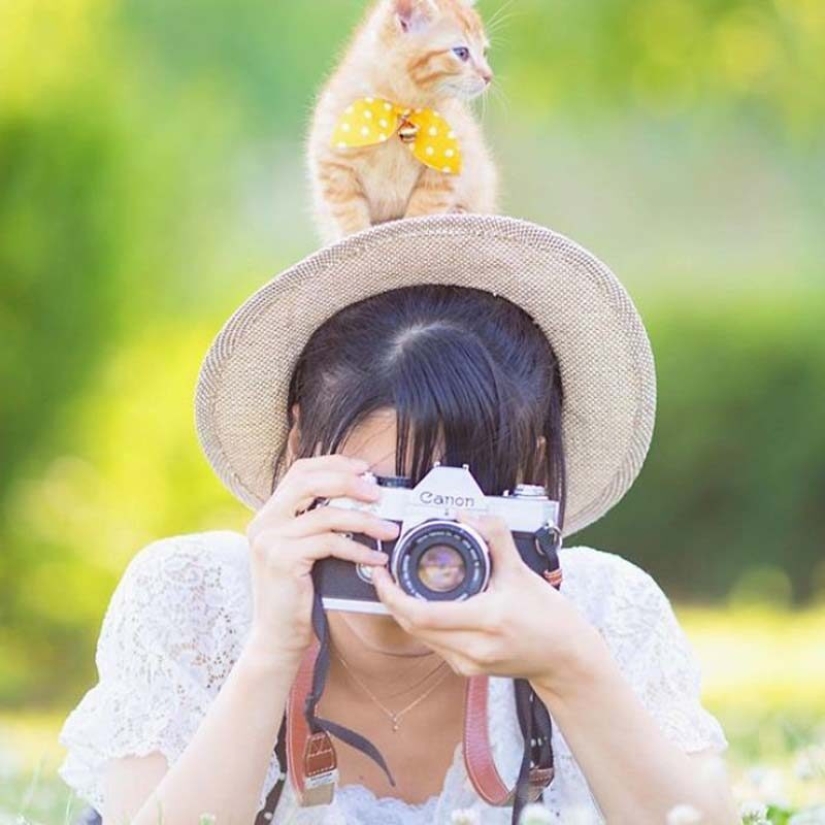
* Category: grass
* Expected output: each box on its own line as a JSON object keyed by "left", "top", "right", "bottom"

{"left": 1, "top": 605, "right": 824, "bottom": 824}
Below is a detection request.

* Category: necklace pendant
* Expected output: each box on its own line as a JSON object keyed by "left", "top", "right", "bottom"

{"left": 391, "top": 716, "right": 400, "bottom": 732}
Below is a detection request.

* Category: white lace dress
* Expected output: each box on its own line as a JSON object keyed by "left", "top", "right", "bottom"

{"left": 57, "top": 530, "right": 729, "bottom": 825}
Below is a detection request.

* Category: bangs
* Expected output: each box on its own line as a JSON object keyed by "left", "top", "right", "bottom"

{"left": 315, "top": 323, "right": 539, "bottom": 495}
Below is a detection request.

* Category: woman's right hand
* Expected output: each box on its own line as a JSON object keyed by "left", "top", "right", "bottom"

{"left": 242, "top": 454, "right": 400, "bottom": 671}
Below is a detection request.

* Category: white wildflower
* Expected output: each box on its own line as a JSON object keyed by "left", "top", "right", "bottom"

{"left": 666, "top": 803, "right": 704, "bottom": 824}
{"left": 794, "top": 744, "right": 825, "bottom": 781}
{"left": 560, "top": 805, "right": 602, "bottom": 825}
{"left": 741, "top": 765, "right": 790, "bottom": 807}
{"left": 518, "top": 803, "right": 553, "bottom": 824}
{"left": 788, "top": 806, "right": 825, "bottom": 825}
{"left": 738, "top": 800, "right": 769, "bottom": 825}
{"left": 450, "top": 809, "right": 481, "bottom": 825}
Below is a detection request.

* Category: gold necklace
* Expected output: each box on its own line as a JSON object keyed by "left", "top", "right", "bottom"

{"left": 334, "top": 649, "right": 452, "bottom": 732}
{"left": 362, "top": 655, "right": 448, "bottom": 701}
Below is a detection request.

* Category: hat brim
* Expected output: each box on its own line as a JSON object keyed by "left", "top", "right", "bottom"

{"left": 194, "top": 214, "right": 656, "bottom": 537}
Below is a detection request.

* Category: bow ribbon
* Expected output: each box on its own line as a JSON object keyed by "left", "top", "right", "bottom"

{"left": 331, "top": 97, "right": 462, "bottom": 175}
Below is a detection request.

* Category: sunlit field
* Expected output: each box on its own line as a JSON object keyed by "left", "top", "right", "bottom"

{"left": 2, "top": 605, "right": 823, "bottom": 825}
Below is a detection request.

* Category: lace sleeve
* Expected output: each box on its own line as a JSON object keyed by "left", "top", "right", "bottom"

{"left": 57, "top": 530, "right": 283, "bottom": 814}
{"left": 601, "top": 556, "right": 729, "bottom": 755}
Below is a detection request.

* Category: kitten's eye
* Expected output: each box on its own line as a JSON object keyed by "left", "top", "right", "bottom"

{"left": 452, "top": 46, "right": 471, "bottom": 62}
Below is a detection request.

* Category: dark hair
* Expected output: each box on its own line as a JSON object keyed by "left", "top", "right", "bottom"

{"left": 272, "top": 284, "right": 567, "bottom": 526}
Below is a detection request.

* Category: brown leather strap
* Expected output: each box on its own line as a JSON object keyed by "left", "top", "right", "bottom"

{"left": 463, "top": 675, "right": 554, "bottom": 806}
{"left": 286, "top": 639, "right": 339, "bottom": 805}
{"left": 464, "top": 674, "right": 509, "bottom": 804}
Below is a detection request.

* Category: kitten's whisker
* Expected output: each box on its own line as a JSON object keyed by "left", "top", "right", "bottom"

{"left": 490, "top": 82, "right": 510, "bottom": 116}
{"left": 485, "top": 1, "right": 523, "bottom": 37}
{"left": 486, "top": 0, "right": 519, "bottom": 30}
{"left": 486, "top": 13, "right": 521, "bottom": 38}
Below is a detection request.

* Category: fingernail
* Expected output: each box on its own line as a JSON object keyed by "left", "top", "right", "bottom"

{"left": 370, "top": 551, "right": 389, "bottom": 563}
{"left": 381, "top": 520, "right": 400, "bottom": 533}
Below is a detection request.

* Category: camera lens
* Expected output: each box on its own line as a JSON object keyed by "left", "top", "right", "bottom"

{"left": 417, "top": 544, "right": 466, "bottom": 593}
{"left": 391, "top": 520, "right": 490, "bottom": 601}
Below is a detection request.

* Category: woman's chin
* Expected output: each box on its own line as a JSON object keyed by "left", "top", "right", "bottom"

{"left": 331, "top": 609, "right": 433, "bottom": 657}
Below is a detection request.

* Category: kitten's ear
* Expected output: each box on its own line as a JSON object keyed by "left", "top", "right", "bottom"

{"left": 393, "top": 0, "right": 437, "bottom": 33}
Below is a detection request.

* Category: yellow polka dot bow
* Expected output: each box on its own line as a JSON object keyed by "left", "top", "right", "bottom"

{"left": 331, "top": 97, "right": 463, "bottom": 175}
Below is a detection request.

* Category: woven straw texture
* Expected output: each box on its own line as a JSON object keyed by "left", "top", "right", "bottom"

{"left": 194, "top": 214, "right": 656, "bottom": 538}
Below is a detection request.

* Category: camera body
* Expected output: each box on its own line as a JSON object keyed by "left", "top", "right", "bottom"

{"left": 312, "top": 463, "right": 562, "bottom": 614}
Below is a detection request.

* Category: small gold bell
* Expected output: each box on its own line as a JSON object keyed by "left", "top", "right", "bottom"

{"left": 398, "top": 118, "right": 419, "bottom": 143}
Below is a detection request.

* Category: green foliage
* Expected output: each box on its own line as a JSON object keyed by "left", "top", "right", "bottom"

{"left": 0, "top": 101, "right": 122, "bottom": 502}
{"left": 491, "top": 0, "right": 825, "bottom": 144}
{"left": 578, "top": 293, "right": 825, "bottom": 605}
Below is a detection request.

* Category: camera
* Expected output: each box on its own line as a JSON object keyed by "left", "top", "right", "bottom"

{"left": 312, "top": 463, "right": 562, "bottom": 614}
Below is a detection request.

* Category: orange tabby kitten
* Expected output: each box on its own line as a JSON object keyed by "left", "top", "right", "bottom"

{"left": 307, "top": 0, "right": 499, "bottom": 243}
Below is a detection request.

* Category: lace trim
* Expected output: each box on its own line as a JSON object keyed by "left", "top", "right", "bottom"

{"left": 57, "top": 531, "right": 281, "bottom": 814}
{"left": 335, "top": 784, "right": 440, "bottom": 820}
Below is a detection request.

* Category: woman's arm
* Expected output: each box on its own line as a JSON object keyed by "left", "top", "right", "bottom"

{"left": 98, "top": 454, "right": 398, "bottom": 825}
{"left": 104, "top": 640, "right": 298, "bottom": 825}
{"left": 530, "top": 638, "right": 739, "bottom": 825}
{"left": 371, "top": 510, "right": 739, "bottom": 825}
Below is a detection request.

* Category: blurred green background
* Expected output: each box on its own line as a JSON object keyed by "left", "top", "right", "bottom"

{"left": 1, "top": 0, "right": 824, "bottom": 818}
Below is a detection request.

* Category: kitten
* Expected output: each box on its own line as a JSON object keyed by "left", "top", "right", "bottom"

{"left": 307, "top": 0, "right": 499, "bottom": 244}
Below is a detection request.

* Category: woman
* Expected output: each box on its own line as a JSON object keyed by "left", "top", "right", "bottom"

{"left": 58, "top": 215, "right": 739, "bottom": 825}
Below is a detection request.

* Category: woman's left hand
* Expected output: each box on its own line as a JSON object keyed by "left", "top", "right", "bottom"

{"left": 370, "top": 509, "right": 608, "bottom": 692}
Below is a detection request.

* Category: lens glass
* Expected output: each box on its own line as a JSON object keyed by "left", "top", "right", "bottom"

{"left": 417, "top": 544, "right": 466, "bottom": 593}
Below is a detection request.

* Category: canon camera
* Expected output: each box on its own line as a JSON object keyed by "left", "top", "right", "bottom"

{"left": 311, "top": 463, "right": 562, "bottom": 614}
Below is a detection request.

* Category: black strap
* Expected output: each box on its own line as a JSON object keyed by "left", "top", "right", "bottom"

{"left": 304, "top": 575, "right": 398, "bottom": 787}
{"left": 509, "top": 521, "right": 560, "bottom": 824}
{"left": 254, "top": 714, "right": 288, "bottom": 825}
{"left": 512, "top": 679, "right": 555, "bottom": 824}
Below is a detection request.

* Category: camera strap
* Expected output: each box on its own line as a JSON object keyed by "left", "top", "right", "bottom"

{"left": 298, "top": 583, "right": 398, "bottom": 802}
{"left": 274, "top": 536, "right": 562, "bottom": 824}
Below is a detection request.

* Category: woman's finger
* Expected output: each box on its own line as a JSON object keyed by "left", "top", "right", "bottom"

{"left": 371, "top": 565, "right": 494, "bottom": 632}
{"left": 283, "top": 504, "right": 400, "bottom": 542}
{"left": 251, "top": 454, "right": 368, "bottom": 529}
{"left": 300, "top": 532, "right": 390, "bottom": 566}
{"left": 258, "top": 459, "right": 380, "bottom": 524}
{"left": 455, "top": 510, "right": 523, "bottom": 577}
{"left": 254, "top": 527, "right": 389, "bottom": 570}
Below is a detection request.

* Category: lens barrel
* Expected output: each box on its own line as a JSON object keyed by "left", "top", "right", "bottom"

{"left": 391, "top": 519, "right": 490, "bottom": 601}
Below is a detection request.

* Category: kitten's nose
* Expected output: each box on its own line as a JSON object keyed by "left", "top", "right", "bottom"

{"left": 481, "top": 69, "right": 494, "bottom": 85}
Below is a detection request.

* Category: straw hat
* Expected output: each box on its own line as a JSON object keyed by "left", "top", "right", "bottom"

{"left": 194, "top": 214, "right": 656, "bottom": 537}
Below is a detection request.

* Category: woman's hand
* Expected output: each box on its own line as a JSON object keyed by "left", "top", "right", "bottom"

{"left": 243, "top": 454, "right": 400, "bottom": 671}
{"left": 370, "top": 510, "right": 608, "bottom": 694}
